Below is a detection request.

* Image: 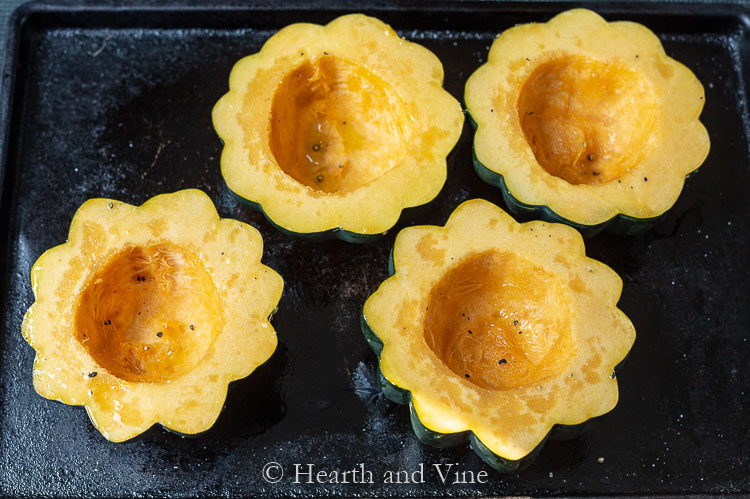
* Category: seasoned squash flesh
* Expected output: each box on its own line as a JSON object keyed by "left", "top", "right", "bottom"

{"left": 75, "top": 243, "right": 221, "bottom": 383}
{"left": 424, "top": 251, "right": 573, "bottom": 390}
{"left": 517, "top": 56, "right": 660, "bottom": 185}
{"left": 270, "top": 55, "right": 413, "bottom": 193}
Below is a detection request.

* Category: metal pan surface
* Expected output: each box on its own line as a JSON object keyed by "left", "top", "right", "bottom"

{"left": 0, "top": 1, "right": 747, "bottom": 496}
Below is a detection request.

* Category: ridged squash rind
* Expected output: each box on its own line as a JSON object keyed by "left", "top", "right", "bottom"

{"left": 21, "top": 189, "right": 283, "bottom": 442}
{"left": 213, "top": 14, "right": 464, "bottom": 241}
{"left": 465, "top": 9, "right": 709, "bottom": 233}
{"left": 361, "top": 199, "right": 635, "bottom": 471}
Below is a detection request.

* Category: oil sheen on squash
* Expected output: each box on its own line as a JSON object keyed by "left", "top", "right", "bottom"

{"left": 423, "top": 251, "right": 574, "bottom": 390}
{"left": 517, "top": 56, "right": 661, "bottom": 185}
{"left": 75, "top": 243, "right": 221, "bottom": 383}
{"left": 270, "top": 54, "right": 413, "bottom": 193}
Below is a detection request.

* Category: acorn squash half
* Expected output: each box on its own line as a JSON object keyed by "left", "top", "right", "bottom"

{"left": 213, "top": 14, "right": 464, "bottom": 242}
{"left": 465, "top": 9, "right": 710, "bottom": 234}
{"left": 361, "top": 199, "right": 635, "bottom": 471}
{"left": 21, "top": 189, "right": 283, "bottom": 442}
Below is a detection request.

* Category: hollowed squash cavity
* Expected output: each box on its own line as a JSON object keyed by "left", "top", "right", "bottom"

{"left": 213, "top": 14, "right": 464, "bottom": 239}
{"left": 424, "top": 251, "right": 572, "bottom": 391}
{"left": 362, "top": 199, "right": 635, "bottom": 470}
{"left": 517, "top": 56, "right": 660, "bottom": 185}
{"left": 270, "top": 55, "right": 412, "bottom": 193}
{"left": 465, "top": 9, "right": 710, "bottom": 230}
{"left": 21, "top": 190, "right": 283, "bottom": 441}
{"left": 75, "top": 243, "right": 221, "bottom": 383}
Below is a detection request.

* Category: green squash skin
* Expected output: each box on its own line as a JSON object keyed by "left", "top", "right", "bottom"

{"left": 362, "top": 311, "right": 611, "bottom": 472}
{"left": 219, "top": 135, "right": 383, "bottom": 243}
{"left": 226, "top": 182, "right": 446, "bottom": 244}
{"left": 219, "top": 129, "right": 459, "bottom": 243}
{"left": 226, "top": 186, "right": 385, "bottom": 243}
{"left": 467, "top": 114, "right": 664, "bottom": 237}
{"left": 360, "top": 248, "right": 625, "bottom": 472}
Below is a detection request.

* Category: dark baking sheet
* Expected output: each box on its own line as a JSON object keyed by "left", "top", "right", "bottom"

{"left": 1, "top": 0, "right": 749, "bottom": 496}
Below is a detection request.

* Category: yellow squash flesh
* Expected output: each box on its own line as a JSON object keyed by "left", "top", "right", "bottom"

{"left": 213, "top": 14, "right": 464, "bottom": 238}
{"left": 21, "top": 189, "right": 283, "bottom": 442}
{"left": 363, "top": 199, "right": 635, "bottom": 462}
{"left": 465, "top": 9, "right": 710, "bottom": 228}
